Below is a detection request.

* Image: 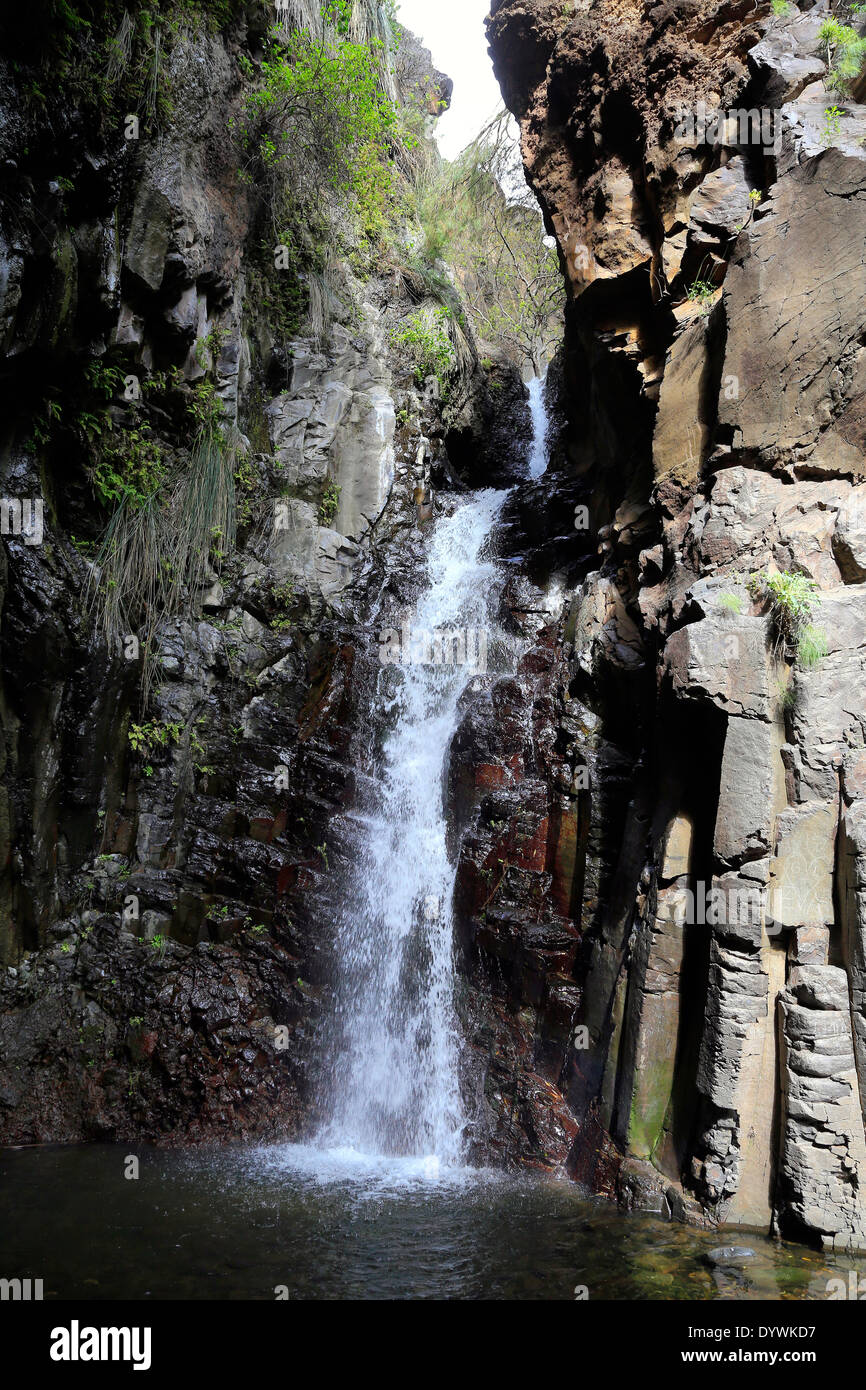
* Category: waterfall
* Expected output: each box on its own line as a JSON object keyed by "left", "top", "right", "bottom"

{"left": 311, "top": 383, "right": 552, "bottom": 1174}
{"left": 319, "top": 488, "right": 508, "bottom": 1167}
{"left": 527, "top": 376, "right": 549, "bottom": 479}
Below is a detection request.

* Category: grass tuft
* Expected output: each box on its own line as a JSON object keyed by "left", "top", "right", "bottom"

{"left": 90, "top": 424, "right": 237, "bottom": 701}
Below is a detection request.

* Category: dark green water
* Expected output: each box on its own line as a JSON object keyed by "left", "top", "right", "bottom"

{"left": 0, "top": 1142, "right": 860, "bottom": 1300}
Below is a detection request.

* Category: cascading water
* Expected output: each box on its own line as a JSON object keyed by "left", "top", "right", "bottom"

{"left": 305, "top": 387, "right": 550, "bottom": 1179}
{"left": 320, "top": 488, "right": 508, "bottom": 1168}
{"left": 527, "top": 375, "right": 549, "bottom": 479}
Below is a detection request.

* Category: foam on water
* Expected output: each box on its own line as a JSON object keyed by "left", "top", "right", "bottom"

{"left": 248, "top": 1141, "right": 472, "bottom": 1196}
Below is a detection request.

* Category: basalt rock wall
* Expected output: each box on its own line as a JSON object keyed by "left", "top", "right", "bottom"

{"left": 472, "top": 0, "right": 866, "bottom": 1248}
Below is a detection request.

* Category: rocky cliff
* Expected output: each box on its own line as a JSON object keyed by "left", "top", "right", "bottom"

{"left": 475, "top": 0, "right": 866, "bottom": 1248}
{"left": 0, "top": 1, "right": 530, "bottom": 1144}
{"left": 3, "top": 0, "right": 865, "bottom": 1259}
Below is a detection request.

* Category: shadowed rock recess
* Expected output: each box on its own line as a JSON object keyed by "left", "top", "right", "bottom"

{"left": 0, "top": 0, "right": 864, "bottom": 1258}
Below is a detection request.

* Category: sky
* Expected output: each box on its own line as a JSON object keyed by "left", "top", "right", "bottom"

{"left": 396, "top": 0, "right": 505, "bottom": 160}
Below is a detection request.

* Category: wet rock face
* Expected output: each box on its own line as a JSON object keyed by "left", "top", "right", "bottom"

{"left": 480, "top": 0, "right": 866, "bottom": 1243}
{"left": 447, "top": 624, "right": 586, "bottom": 1169}
{"left": 0, "top": 918, "right": 310, "bottom": 1145}
{"left": 445, "top": 350, "right": 533, "bottom": 488}
{"left": 0, "top": 11, "right": 531, "bottom": 1144}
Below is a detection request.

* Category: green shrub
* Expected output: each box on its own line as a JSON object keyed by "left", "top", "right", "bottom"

{"left": 390, "top": 306, "right": 456, "bottom": 396}
{"left": 685, "top": 275, "right": 717, "bottom": 313}
{"left": 90, "top": 421, "right": 165, "bottom": 508}
{"left": 92, "top": 425, "right": 237, "bottom": 702}
{"left": 747, "top": 569, "right": 826, "bottom": 667}
{"left": 128, "top": 719, "right": 182, "bottom": 758}
{"left": 270, "top": 578, "right": 295, "bottom": 630}
{"left": 237, "top": 1, "right": 398, "bottom": 242}
{"left": 821, "top": 104, "right": 843, "bottom": 143}
{"left": 319, "top": 480, "right": 341, "bottom": 527}
{"left": 819, "top": 18, "right": 866, "bottom": 91}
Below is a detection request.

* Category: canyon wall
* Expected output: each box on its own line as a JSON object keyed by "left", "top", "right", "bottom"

{"left": 2, "top": 0, "right": 865, "bottom": 1258}
{"left": 470, "top": 0, "right": 866, "bottom": 1248}
{"left": 0, "top": 2, "right": 529, "bottom": 1144}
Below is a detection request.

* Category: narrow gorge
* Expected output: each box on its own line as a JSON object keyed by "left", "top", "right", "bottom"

{"left": 1, "top": 0, "right": 866, "bottom": 1306}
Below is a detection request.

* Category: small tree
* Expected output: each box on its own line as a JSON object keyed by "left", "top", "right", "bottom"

{"left": 237, "top": 0, "right": 399, "bottom": 240}
{"left": 412, "top": 111, "right": 562, "bottom": 373}
{"left": 819, "top": 16, "right": 866, "bottom": 92}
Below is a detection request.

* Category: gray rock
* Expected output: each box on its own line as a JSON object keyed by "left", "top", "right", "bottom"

{"left": 748, "top": 12, "right": 827, "bottom": 105}
{"left": 664, "top": 613, "right": 771, "bottom": 720}
{"left": 778, "top": 983, "right": 866, "bottom": 1251}
{"left": 834, "top": 487, "right": 866, "bottom": 583}
{"left": 706, "top": 1245, "right": 757, "bottom": 1266}
{"left": 714, "top": 716, "right": 783, "bottom": 868}
{"left": 718, "top": 152, "right": 866, "bottom": 475}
